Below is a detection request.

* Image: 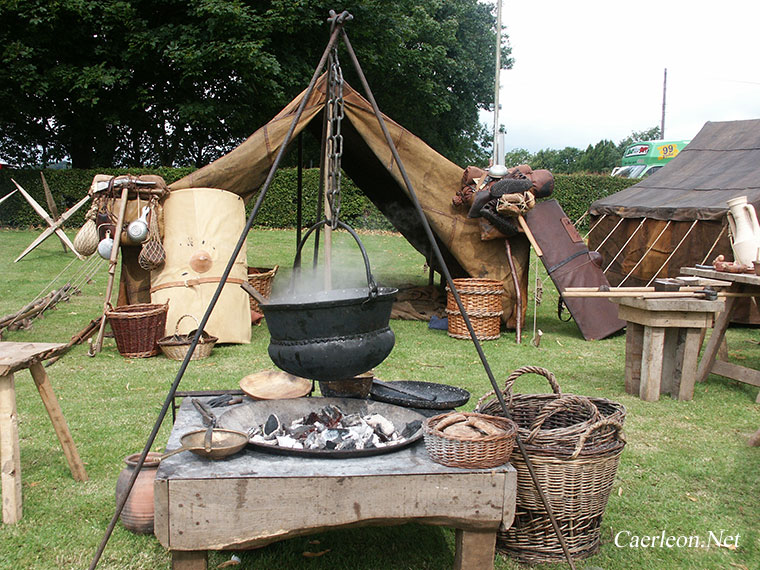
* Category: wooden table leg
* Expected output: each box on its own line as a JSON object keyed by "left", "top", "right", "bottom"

{"left": 624, "top": 322, "right": 644, "bottom": 395}
{"left": 28, "top": 362, "right": 88, "bottom": 482}
{"left": 172, "top": 550, "right": 207, "bottom": 570}
{"left": 0, "top": 373, "right": 22, "bottom": 524}
{"left": 696, "top": 285, "right": 738, "bottom": 383}
{"left": 453, "top": 529, "right": 496, "bottom": 570}
{"left": 640, "top": 326, "right": 665, "bottom": 402}
{"left": 677, "top": 328, "right": 703, "bottom": 401}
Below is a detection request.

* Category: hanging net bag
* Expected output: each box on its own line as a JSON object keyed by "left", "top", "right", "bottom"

{"left": 138, "top": 200, "right": 166, "bottom": 271}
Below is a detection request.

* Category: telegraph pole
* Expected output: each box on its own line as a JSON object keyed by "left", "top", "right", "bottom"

{"left": 493, "top": 0, "right": 503, "bottom": 165}
{"left": 661, "top": 68, "right": 667, "bottom": 138}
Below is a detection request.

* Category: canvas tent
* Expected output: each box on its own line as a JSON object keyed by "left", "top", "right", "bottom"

{"left": 167, "top": 74, "right": 530, "bottom": 327}
{"left": 588, "top": 119, "right": 760, "bottom": 308}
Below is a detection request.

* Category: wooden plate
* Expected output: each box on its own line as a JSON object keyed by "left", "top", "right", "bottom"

{"left": 239, "top": 370, "right": 312, "bottom": 400}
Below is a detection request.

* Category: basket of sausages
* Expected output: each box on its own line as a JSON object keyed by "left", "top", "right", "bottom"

{"left": 423, "top": 411, "right": 517, "bottom": 468}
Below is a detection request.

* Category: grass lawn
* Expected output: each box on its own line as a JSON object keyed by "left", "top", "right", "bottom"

{"left": 0, "top": 227, "right": 758, "bottom": 570}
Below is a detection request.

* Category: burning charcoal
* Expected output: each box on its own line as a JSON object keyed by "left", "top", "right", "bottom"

{"left": 304, "top": 430, "right": 322, "bottom": 449}
{"left": 303, "top": 412, "right": 321, "bottom": 425}
{"left": 364, "top": 414, "right": 396, "bottom": 438}
{"left": 341, "top": 413, "right": 363, "bottom": 427}
{"left": 251, "top": 434, "right": 269, "bottom": 445}
{"left": 275, "top": 435, "right": 304, "bottom": 449}
{"left": 263, "top": 414, "right": 281, "bottom": 437}
{"left": 289, "top": 424, "right": 317, "bottom": 440}
{"left": 337, "top": 438, "right": 357, "bottom": 451}
{"left": 247, "top": 425, "right": 262, "bottom": 439}
{"left": 401, "top": 419, "right": 422, "bottom": 439}
{"left": 321, "top": 405, "right": 344, "bottom": 428}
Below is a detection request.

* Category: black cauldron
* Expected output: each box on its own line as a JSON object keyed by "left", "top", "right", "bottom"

{"left": 260, "top": 220, "right": 398, "bottom": 381}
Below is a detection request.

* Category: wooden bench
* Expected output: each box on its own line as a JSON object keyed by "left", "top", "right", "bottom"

{"left": 155, "top": 398, "right": 517, "bottom": 570}
{"left": 613, "top": 297, "right": 724, "bottom": 401}
{"left": 0, "top": 342, "right": 87, "bottom": 524}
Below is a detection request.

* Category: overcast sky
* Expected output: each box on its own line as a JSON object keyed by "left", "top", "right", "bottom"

{"left": 487, "top": 0, "right": 760, "bottom": 152}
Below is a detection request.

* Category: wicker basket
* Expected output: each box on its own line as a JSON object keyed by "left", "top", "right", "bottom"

{"left": 157, "top": 314, "right": 217, "bottom": 361}
{"left": 497, "top": 419, "right": 626, "bottom": 563}
{"left": 476, "top": 366, "right": 625, "bottom": 449}
{"left": 247, "top": 266, "right": 278, "bottom": 312}
{"left": 423, "top": 412, "right": 517, "bottom": 468}
{"left": 445, "top": 278, "right": 503, "bottom": 340}
{"left": 106, "top": 303, "right": 168, "bottom": 358}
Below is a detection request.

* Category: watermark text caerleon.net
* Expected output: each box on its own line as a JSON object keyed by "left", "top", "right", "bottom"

{"left": 614, "top": 530, "right": 740, "bottom": 549}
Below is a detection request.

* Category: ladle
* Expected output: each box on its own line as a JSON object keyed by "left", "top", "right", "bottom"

{"left": 241, "top": 281, "right": 268, "bottom": 307}
{"left": 159, "top": 428, "right": 249, "bottom": 461}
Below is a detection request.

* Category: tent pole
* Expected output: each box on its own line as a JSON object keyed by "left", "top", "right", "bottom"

{"left": 645, "top": 219, "right": 698, "bottom": 286}
{"left": 341, "top": 29, "right": 577, "bottom": 570}
{"left": 86, "top": 18, "right": 346, "bottom": 570}
{"left": 313, "top": 81, "right": 330, "bottom": 269}
{"left": 619, "top": 220, "right": 671, "bottom": 287}
{"left": 594, "top": 216, "right": 624, "bottom": 251}
{"left": 297, "top": 133, "right": 303, "bottom": 248}
{"left": 584, "top": 213, "right": 607, "bottom": 240}
{"left": 604, "top": 218, "right": 646, "bottom": 274}
{"left": 701, "top": 223, "right": 727, "bottom": 265}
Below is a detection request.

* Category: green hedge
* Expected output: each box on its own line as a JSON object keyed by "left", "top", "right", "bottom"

{"left": 0, "top": 168, "right": 637, "bottom": 230}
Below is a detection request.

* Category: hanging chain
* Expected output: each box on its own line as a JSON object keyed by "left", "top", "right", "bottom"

{"left": 326, "top": 44, "right": 345, "bottom": 230}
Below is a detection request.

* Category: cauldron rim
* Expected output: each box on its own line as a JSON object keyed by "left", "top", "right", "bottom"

{"left": 264, "top": 286, "right": 398, "bottom": 311}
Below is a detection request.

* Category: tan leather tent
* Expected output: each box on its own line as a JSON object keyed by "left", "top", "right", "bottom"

{"left": 168, "top": 75, "right": 529, "bottom": 327}
{"left": 588, "top": 119, "right": 760, "bottom": 321}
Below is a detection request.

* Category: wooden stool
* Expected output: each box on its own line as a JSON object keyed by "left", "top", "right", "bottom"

{"left": 613, "top": 297, "right": 724, "bottom": 402}
{"left": 0, "top": 342, "right": 88, "bottom": 524}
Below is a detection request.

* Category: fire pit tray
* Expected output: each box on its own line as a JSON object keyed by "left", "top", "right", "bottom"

{"left": 217, "top": 397, "right": 424, "bottom": 458}
{"left": 370, "top": 381, "right": 470, "bottom": 410}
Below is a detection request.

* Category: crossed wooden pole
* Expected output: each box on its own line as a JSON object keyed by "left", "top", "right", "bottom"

{"left": 11, "top": 174, "right": 89, "bottom": 263}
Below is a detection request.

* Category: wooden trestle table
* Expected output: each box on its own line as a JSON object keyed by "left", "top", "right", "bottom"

{"left": 681, "top": 267, "right": 760, "bottom": 402}
{"left": 155, "top": 397, "right": 517, "bottom": 570}
{"left": 0, "top": 341, "right": 88, "bottom": 524}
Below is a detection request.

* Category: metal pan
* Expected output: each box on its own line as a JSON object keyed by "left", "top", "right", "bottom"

{"left": 160, "top": 428, "right": 248, "bottom": 461}
{"left": 217, "top": 397, "right": 424, "bottom": 458}
{"left": 370, "top": 381, "right": 470, "bottom": 410}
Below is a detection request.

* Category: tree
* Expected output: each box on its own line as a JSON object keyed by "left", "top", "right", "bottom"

{"left": 0, "top": 0, "right": 509, "bottom": 168}
{"left": 617, "top": 126, "right": 662, "bottom": 154}
{"left": 576, "top": 139, "right": 620, "bottom": 173}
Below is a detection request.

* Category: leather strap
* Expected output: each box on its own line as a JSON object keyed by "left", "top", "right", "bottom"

{"left": 150, "top": 277, "right": 245, "bottom": 294}
{"left": 547, "top": 250, "right": 588, "bottom": 275}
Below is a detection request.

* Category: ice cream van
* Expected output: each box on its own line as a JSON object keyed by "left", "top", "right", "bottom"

{"left": 611, "top": 139, "right": 690, "bottom": 178}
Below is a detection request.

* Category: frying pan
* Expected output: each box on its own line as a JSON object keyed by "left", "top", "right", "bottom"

{"left": 160, "top": 428, "right": 248, "bottom": 460}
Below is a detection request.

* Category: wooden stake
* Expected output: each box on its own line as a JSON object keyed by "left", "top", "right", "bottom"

{"left": 90, "top": 186, "right": 129, "bottom": 355}
{"left": 517, "top": 215, "right": 543, "bottom": 257}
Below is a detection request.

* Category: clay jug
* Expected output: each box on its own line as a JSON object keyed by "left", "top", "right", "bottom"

{"left": 115, "top": 452, "right": 162, "bottom": 534}
{"left": 726, "top": 196, "right": 760, "bottom": 266}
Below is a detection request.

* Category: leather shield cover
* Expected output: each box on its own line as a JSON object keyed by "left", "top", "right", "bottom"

{"left": 524, "top": 200, "right": 625, "bottom": 340}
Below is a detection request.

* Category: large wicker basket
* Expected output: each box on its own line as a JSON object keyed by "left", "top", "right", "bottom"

{"left": 498, "top": 419, "right": 626, "bottom": 563}
{"left": 423, "top": 412, "right": 517, "bottom": 468}
{"left": 247, "top": 266, "right": 278, "bottom": 312}
{"left": 476, "top": 366, "right": 625, "bottom": 449}
{"left": 106, "top": 303, "right": 168, "bottom": 358}
{"left": 445, "top": 278, "right": 503, "bottom": 341}
{"left": 157, "top": 314, "right": 217, "bottom": 361}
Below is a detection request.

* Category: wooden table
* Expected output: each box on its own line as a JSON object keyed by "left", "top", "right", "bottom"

{"left": 613, "top": 296, "right": 725, "bottom": 401}
{"left": 681, "top": 267, "right": 760, "bottom": 403}
{"left": 155, "top": 398, "right": 517, "bottom": 570}
{"left": 0, "top": 342, "right": 88, "bottom": 524}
